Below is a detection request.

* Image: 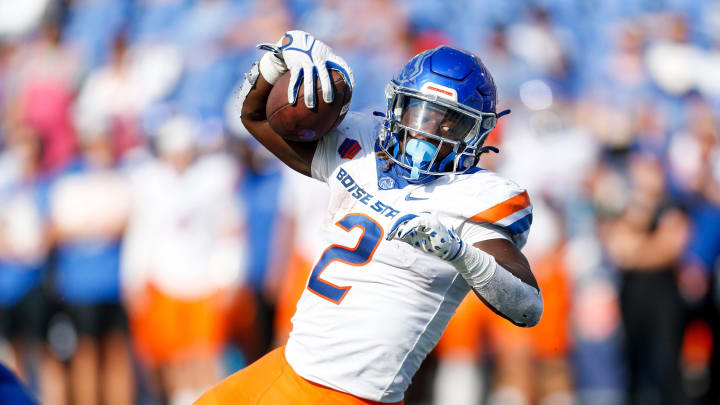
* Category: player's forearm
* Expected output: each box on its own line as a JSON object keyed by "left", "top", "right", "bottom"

{"left": 386, "top": 214, "right": 542, "bottom": 326}
{"left": 451, "top": 244, "right": 543, "bottom": 327}
{"left": 238, "top": 63, "right": 316, "bottom": 176}
{"left": 240, "top": 66, "right": 272, "bottom": 126}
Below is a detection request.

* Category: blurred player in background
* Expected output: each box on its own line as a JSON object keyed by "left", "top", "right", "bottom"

{"left": 122, "top": 115, "right": 244, "bottom": 405}
{"left": 49, "top": 125, "right": 133, "bottom": 405}
{"left": 272, "top": 167, "right": 330, "bottom": 345}
{"left": 197, "top": 30, "right": 542, "bottom": 404}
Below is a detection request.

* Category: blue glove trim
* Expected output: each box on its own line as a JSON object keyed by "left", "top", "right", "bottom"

{"left": 327, "top": 61, "right": 353, "bottom": 90}
{"left": 311, "top": 65, "right": 318, "bottom": 106}
{"left": 290, "top": 67, "right": 303, "bottom": 104}
{"left": 284, "top": 38, "right": 316, "bottom": 62}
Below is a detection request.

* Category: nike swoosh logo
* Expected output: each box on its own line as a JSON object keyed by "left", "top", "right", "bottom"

{"left": 405, "top": 194, "right": 429, "bottom": 201}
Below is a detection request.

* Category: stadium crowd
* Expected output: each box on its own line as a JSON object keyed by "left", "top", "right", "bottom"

{"left": 0, "top": 0, "right": 719, "bottom": 404}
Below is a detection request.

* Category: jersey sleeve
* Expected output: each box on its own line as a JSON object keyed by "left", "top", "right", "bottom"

{"left": 457, "top": 220, "right": 512, "bottom": 245}
{"left": 310, "top": 112, "right": 381, "bottom": 182}
{"left": 467, "top": 189, "right": 532, "bottom": 249}
{"left": 454, "top": 171, "right": 533, "bottom": 249}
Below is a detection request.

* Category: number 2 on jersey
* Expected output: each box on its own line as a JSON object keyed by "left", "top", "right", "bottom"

{"left": 307, "top": 213, "right": 384, "bottom": 304}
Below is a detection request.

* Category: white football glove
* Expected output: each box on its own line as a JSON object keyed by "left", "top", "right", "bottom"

{"left": 386, "top": 212, "right": 465, "bottom": 261}
{"left": 257, "top": 30, "right": 354, "bottom": 109}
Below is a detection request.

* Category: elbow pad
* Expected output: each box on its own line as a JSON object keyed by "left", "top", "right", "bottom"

{"left": 450, "top": 244, "right": 543, "bottom": 327}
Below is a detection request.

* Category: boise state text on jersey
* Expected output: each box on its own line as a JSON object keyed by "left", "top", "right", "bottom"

{"left": 335, "top": 167, "right": 400, "bottom": 219}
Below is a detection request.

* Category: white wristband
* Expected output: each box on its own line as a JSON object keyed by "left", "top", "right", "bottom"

{"left": 450, "top": 243, "right": 543, "bottom": 327}
{"left": 449, "top": 242, "right": 497, "bottom": 288}
{"left": 258, "top": 52, "right": 288, "bottom": 85}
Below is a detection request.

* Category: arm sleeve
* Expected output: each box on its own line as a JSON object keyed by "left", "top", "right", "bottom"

{"left": 450, "top": 244, "right": 543, "bottom": 327}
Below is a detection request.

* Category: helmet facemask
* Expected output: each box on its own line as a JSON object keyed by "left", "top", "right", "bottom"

{"left": 379, "top": 83, "right": 498, "bottom": 182}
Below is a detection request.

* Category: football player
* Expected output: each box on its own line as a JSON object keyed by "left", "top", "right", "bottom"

{"left": 196, "top": 30, "right": 543, "bottom": 404}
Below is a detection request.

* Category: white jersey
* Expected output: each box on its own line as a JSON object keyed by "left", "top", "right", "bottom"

{"left": 121, "top": 154, "right": 244, "bottom": 299}
{"left": 285, "top": 112, "right": 533, "bottom": 403}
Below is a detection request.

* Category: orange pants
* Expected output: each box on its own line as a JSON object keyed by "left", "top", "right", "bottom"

{"left": 274, "top": 252, "right": 314, "bottom": 343}
{"left": 195, "top": 346, "right": 403, "bottom": 405}
{"left": 129, "top": 284, "right": 228, "bottom": 366}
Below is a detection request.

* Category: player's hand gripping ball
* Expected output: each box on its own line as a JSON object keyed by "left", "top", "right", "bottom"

{"left": 258, "top": 31, "right": 354, "bottom": 142}
{"left": 387, "top": 212, "right": 465, "bottom": 261}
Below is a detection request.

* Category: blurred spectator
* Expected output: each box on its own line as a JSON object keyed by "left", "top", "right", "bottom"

{"left": 0, "top": 126, "right": 63, "bottom": 404}
{"left": 4, "top": 20, "right": 82, "bottom": 173}
{"left": 669, "top": 100, "right": 720, "bottom": 402}
{"left": 599, "top": 154, "right": 690, "bottom": 405}
{"left": 669, "top": 100, "right": 719, "bottom": 304}
{"left": 122, "top": 116, "right": 244, "bottom": 405}
{"left": 644, "top": 14, "right": 700, "bottom": 97}
{"left": 480, "top": 25, "right": 534, "bottom": 99}
{"left": 73, "top": 32, "right": 182, "bottom": 161}
{"left": 505, "top": 7, "right": 572, "bottom": 83}
{"left": 668, "top": 99, "right": 720, "bottom": 207}
{"left": 49, "top": 129, "right": 133, "bottom": 405}
{"left": 498, "top": 102, "right": 597, "bottom": 203}
{"left": 605, "top": 22, "right": 649, "bottom": 93}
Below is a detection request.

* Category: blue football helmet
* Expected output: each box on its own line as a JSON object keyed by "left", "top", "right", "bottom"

{"left": 378, "top": 46, "right": 507, "bottom": 183}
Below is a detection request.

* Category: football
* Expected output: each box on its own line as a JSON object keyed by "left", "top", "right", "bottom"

{"left": 266, "top": 69, "right": 352, "bottom": 142}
